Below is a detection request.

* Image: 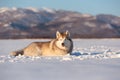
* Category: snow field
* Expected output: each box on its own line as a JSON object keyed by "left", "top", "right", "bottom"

{"left": 0, "top": 39, "right": 120, "bottom": 80}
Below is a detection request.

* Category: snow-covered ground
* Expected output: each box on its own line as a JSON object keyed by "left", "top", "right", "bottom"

{"left": 0, "top": 39, "right": 120, "bottom": 80}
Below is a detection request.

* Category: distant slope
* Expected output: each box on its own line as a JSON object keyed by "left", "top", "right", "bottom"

{"left": 0, "top": 7, "right": 120, "bottom": 39}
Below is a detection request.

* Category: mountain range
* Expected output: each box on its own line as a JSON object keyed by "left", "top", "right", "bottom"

{"left": 0, "top": 7, "right": 120, "bottom": 39}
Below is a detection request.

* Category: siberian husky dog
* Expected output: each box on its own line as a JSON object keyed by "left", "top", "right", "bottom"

{"left": 10, "top": 31, "right": 73, "bottom": 56}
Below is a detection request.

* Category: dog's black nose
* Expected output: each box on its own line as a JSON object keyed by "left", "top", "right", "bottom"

{"left": 62, "top": 43, "right": 65, "bottom": 46}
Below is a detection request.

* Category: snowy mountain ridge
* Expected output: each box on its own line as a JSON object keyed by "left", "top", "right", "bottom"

{"left": 0, "top": 7, "right": 120, "bottom": 38}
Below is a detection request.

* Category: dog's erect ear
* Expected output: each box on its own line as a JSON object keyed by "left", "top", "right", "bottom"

{"left": 56, "top": 31, "right": 61, "bottom": 38}
{"left": 65, "top": 30, "right": 70, "bottom": 37}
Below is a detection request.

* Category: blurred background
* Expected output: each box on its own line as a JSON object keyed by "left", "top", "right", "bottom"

{"left": 0, "top": 0, "right": 120, "bottom": 39}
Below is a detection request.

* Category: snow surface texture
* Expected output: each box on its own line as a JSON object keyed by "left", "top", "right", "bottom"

{"left": 0, "top": 39, "right": 120, "bottom": 80}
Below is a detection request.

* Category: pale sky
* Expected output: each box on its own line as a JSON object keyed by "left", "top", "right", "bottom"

{"left": 0, "top": 0, "right": 120, "bottom": 16}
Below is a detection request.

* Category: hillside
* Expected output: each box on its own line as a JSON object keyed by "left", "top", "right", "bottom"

{"left": 0, "top": 7, "right": 120, "bottom": 39}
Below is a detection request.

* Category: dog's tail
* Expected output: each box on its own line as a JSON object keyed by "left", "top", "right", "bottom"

{"left": 10, "top": 49, "right": 24, "bottom": 56}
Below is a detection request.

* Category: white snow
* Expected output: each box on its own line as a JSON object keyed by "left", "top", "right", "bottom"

{"left": 26, "top": 7, "right": 39, "bottom": 12}
{"left": 12, "top": 7, "right": 17, "bottom": 11}
{"left": 0, "top": 7, "right": 9, "bottom": 13}
{"left": 0, "top": 39, "right": 120, "bottom": 80}
{"left": 42, "top": 7, "right": 56, "bottom": 13}
{"left": 82, "top": 14, "right": 92, "bottom": 18}
{"left": 3, "top": 23, "right": 11, "bottom": 27}
{"left": 84, "top": 22, "right": 96, "bottom": 27}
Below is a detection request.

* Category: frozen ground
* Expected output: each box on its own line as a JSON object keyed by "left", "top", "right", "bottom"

{"left": 0, "top": 39, "right": 120, "bottom": 80}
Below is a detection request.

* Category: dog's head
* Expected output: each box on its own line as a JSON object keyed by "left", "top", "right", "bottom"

{"left": 55, "top": 31, "right": 72, "bottom": 50}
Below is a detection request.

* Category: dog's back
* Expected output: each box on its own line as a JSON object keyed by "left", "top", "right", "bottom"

{"left": 10, "top": 31, "right": 73, "bottom": 56}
